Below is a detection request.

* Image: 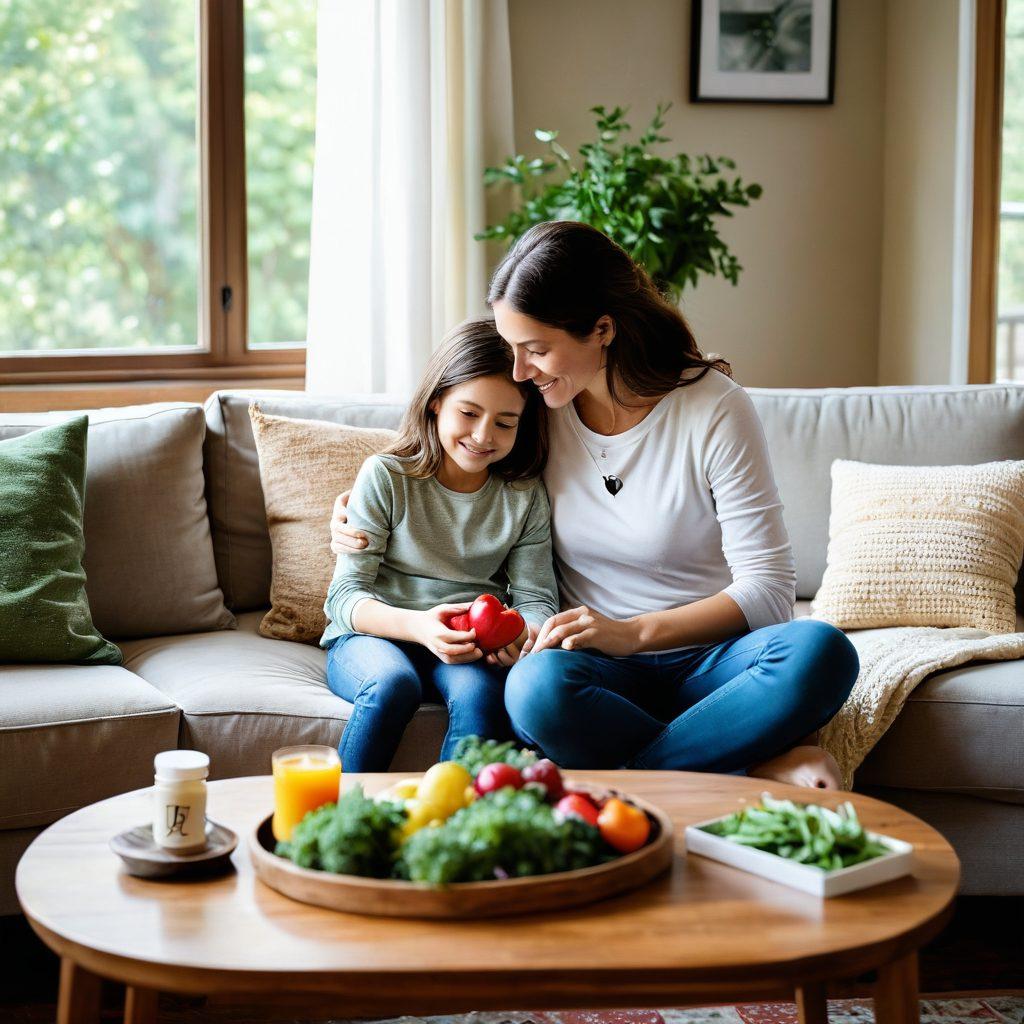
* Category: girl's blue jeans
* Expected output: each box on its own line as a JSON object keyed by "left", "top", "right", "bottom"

{"left": 504, "top": 619, "right": 859, "bottom": 772}
{"left": 325, "top": 633, "right": 514, "bottom": 772}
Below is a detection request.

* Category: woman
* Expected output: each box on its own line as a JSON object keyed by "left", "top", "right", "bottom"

{"left": 332, "top": 221, "right": 858, "bottom": 789}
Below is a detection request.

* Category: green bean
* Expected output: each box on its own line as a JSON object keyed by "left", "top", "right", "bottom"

{"left": 701, "top": 793, "right": 891, "bottom": 872}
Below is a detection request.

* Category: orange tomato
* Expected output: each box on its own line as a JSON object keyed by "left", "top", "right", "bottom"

{"left": 597, "top": 797, "right": 651, "bottom": 854}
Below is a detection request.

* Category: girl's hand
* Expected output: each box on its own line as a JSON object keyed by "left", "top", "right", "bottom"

{"left": 530, "top": 606, "right": 641, "bottom": 658}
{"left": 330, "top": 491, "right": 368, "bottom": 554}
{"left": 485, "top": 623, "right": 536, "bottom": 667}
{"left": 415, "top": 604, "right": 481, "bottom": 664}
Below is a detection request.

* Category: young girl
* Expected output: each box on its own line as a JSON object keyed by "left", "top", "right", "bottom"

{"left": 320, "top": 317, "right": 559, "bottom": 771}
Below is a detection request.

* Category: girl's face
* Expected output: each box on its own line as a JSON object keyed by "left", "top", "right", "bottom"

{"left": 492, "top": 300, "right": 613, "bottom": 409}
{"left": 429, "top": 374, "right": 526, "bottom": 489}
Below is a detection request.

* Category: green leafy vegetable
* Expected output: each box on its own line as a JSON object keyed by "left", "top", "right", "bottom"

{"left": 452, "top": 735, "right": 538, "bottom": 778}
{"left": 275, "top": 784, "right": 406, "bottom": 877}
{"left": 397, "top": 786, "right": 614, "bottom": 884}
{"left": 703, "top": 794, "right": 891, "bottom": 871}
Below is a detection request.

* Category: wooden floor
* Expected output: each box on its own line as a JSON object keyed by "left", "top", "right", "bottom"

{"left": 2, "top": 897, "right": 1022, "bottom": 1022}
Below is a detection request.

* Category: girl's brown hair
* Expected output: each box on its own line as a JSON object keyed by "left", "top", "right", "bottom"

{"left": 487, "top": 221, "right": 731, "bottom": 405}
{"left": 385, "top": 317, "right": 548, "bottom": 481}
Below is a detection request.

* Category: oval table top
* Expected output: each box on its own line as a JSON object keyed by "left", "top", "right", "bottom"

{"left": 16, "top": 772, "right": 959, "bottom": 1000}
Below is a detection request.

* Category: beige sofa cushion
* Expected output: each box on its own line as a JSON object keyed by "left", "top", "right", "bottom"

{"left": 120, "top": 611, "right": 446, "bottom": 777}
{"left": 249, "top": 406, "right": 396, "bottom": 643}
{"left": 204, "top": 391, "right": 407, "bottom": 611}
{"left": 0, "top": 404, "right": 234, "bottom": 639}
{"left": 811, "top": 460, "right": 1024, "bottom": 632}
{"left": 0, "top": 664, "right": 180, "bottom": 831}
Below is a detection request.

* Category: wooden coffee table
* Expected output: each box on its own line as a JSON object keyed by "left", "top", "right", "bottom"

{"left": 16, "top": 772, "right": 959, "bottom": 1024}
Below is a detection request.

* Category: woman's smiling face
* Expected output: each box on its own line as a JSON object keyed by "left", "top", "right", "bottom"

{"left": 492, "top": 300, "right": 612, "bottom": 409}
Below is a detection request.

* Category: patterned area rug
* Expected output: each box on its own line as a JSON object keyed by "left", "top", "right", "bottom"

{"left": 491, "top": 1002, "right": 1024, "bottom": 1024}
{"left": 8, "top": 996, "right": 1024, "bottom": 1024}
{"left": 143, "top": 996, "right": 1024, "bottom": 1024}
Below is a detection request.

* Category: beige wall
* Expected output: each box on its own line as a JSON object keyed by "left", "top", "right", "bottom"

{"left": 877, "top": 0, "right": 962, "bottom": 385}
{"left": 508, "top": 0, "right": 888, "bottom": 388}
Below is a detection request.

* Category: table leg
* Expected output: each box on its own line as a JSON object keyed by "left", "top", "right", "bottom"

{"left": 124, "top": 985, "right": 159, "bottom": 1024}
{"left": 874, "top": 951, "right": 920, "bottom": 1024}
{"left": 57, "top": 957, "right": 102, "bottom": 1024}
{"left": 795, "top": 981, "right": 828, "bottom": 1024}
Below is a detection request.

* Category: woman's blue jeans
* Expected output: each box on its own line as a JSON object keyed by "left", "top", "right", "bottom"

{"left": 504, "top": 619, "right": 859, "bottom": 772}
{"left": 325, "top": 633, "right": 514, "bottom": 772}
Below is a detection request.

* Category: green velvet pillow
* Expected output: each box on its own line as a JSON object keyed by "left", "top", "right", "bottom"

{"left": 0, "top": 416, "right": 122, "bottom": 664}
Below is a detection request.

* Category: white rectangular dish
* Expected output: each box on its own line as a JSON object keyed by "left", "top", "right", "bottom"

{"left": 684, "top": 814, "right": 915, "bottom": 897}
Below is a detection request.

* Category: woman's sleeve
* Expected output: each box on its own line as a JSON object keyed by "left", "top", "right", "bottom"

{"left": 503, "top": 483, "right": 560, "bottom": 629}
{"left": 323, "top": 458, "right": 395, "bottom": 634}
{"left": 702, "top": 386, "right": 796, "bottom": 630}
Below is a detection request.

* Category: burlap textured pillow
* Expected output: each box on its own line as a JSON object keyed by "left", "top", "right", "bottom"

{"left": 811, "top": 459, "right": 1024, "bottom": 633}
{"left": 249, "top": 405, "right": 397, "bottom": 643}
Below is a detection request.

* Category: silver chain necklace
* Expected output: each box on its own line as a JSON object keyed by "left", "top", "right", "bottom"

{"left": 568, "top": 413, "right": 624, "bottom": 496}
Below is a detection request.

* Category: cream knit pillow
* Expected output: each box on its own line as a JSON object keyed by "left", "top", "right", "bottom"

{"left": 811, "top": 459, "right": 1024, "bottom": 633}
{"left": 249, "top": 405, "right": 397, "bottom": 644}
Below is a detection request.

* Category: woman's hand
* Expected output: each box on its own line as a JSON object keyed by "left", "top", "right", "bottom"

{"left": 529, "top": 606, "right": 641, "bottom": 658}
{"left": 330, "top": 491, "right": 368, "bottom": 554}
{"left": 414, "top": 604, "right": 481, "bottom": 664}
{"left": 484, "top": 622, "right": 537, "bottom": 667}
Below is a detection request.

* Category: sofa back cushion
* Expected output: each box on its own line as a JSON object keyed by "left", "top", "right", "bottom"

{"left": 0, "top": 404, "right": 234, "bottom": 639}
{"left": 204, "top": 391, "right": 406, "bottom": 611}
{"left": 749, "top": 384, "right": 1024, "bottom": 601}
{"left": 207, "top": 384, "right": 1024, "bottom": 611}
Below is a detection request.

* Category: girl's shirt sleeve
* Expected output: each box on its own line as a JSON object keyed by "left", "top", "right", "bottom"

{"left": 702, "top": 386, "right": 796, "bottom": 630}
{"left": 503, "top": 482, "right": 560, "bottom": 629}
{"left": 323, "top": 457, "right": 395, "bottom": 635}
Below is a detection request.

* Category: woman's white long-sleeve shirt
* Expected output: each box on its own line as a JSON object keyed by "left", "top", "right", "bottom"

{"left": 543, "top": 368, "right": 796, "bottom": 651}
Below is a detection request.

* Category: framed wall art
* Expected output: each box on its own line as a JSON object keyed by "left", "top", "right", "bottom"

{"left": 690, "top": 0, "right": 837, "bottom": 105}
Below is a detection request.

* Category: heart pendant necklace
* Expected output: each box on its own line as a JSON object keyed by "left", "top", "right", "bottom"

{"left": 569, "top": 415, "right": 625, "bottom": 496}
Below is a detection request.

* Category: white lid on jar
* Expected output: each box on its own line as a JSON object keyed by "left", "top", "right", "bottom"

{"left": 154, "top": 750, "right": 210, "bottom": 782}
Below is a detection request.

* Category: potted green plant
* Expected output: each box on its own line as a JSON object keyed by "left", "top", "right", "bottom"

{"left": 476, "top": 103, "right": 762, "bottom": 301}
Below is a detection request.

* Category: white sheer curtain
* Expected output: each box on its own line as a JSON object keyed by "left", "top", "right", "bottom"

{"left": 305, "top": 0, "right": 515, "bottom": 395}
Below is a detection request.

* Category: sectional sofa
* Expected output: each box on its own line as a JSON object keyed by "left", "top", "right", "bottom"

{"left": 1, "top": 383, "right": 1022, "bottom": 915}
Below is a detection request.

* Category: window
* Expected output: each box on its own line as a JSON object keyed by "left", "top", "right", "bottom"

{"left": 998, "top": 0, "right": 1024, "bottom": 381}
{"left": 0, "top": 0, "right": 315, "bottom": 390}
{"left": 244, "top": 0, "right": 316, "bottom": 349}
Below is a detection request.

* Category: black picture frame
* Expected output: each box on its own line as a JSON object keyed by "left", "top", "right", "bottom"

{"left": 690, "top": 0, "right": 838, "bottom": 105}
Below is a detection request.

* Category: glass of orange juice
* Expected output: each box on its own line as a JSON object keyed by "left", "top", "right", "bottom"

{"left": 271, "top": 745, "right": 342, "bottom": 842}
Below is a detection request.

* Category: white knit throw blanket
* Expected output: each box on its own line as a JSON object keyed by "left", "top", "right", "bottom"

{"left": 818, "top": 625, "right": 1024, "bottom": 790}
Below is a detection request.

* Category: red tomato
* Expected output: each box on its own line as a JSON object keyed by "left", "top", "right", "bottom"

{"left": 565, "top": 787, "right": 606, "bottom": 810}
{"left": 521, "top": 759, "right": 565, "bottom": 801}
{"left": 474, "top": 762, "right": 524, "bottom": 795}
{"left": 444, "top": 612, "right": 472, "bottom": 632}
{"left": 555, "top": 793, "right": 600, "bottom": 826}
{"left": 467, "top": 594, "right": 525, "bottom": 652}
{"left": 597, "top": 797, "right": 651, "bottom": 853}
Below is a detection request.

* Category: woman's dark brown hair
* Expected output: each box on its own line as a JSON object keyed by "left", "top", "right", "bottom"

{"left": 385, "top": 317, "right": 548, "bottom": 481}
{"left": 487, "top": 221, "right": 731, "bottom": 405}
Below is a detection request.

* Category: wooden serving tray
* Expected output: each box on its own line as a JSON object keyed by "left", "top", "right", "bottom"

{"left": 249, "top": 783, "right": 674, "bottom": 918}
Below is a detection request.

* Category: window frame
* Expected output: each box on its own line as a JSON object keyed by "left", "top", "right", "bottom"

{"left": 0, "top": 0, "right": 305, "bottom": 391}
{"left": 969, "top": 0, "right": 1006, "bottom": 383}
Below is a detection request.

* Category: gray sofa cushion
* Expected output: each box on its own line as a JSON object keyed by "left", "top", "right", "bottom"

{"left": 0, "top": 404, "right": 235, "bottom": 639}
{"left": 204, "top": 391, "right": 407, "bottom": 611}
{"left": 120, "top": 611, "right": 447, "bottom": 777}
{"left": 856, "top": 655, "right": 1024, "bottom": 802}
{"left": 855, "top": 787, "right": 1022, "bottom": 896}
{"left": 0, "top": 664, "right": 180, "bottom": 830}
{"left": 749, "top": 384, "right": 1024, "bottom": 601}
{"left": 791, "top": 601, "right": 1024, "bottom": 801}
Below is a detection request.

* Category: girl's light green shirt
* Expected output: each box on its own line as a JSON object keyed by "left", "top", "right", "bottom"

{"left": 321, "top": 455, "right": 559, "bottom": 646}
